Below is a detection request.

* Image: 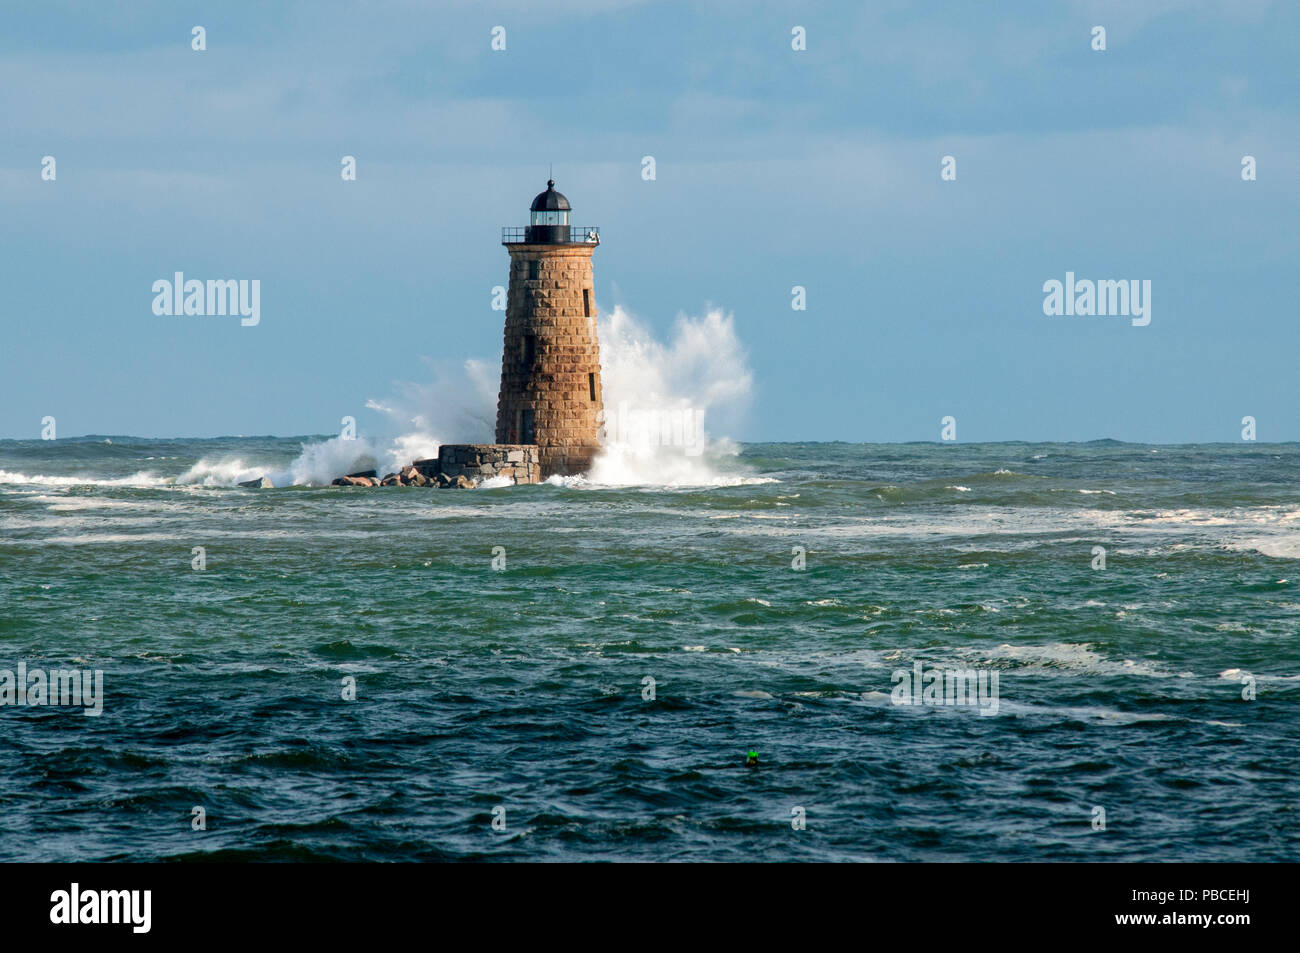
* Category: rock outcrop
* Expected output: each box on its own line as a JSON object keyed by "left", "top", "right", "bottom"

{"left": 329, "top": 445, "right": 541, "bottom": 490}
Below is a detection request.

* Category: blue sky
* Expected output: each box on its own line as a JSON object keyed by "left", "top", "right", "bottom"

{"left": 2, "top": 0, "right": 1296, "bottom": 442}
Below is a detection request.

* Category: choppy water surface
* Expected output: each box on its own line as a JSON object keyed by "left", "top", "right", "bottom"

{"left": 1, "top": 438, "right": 1296, "bottom": 861}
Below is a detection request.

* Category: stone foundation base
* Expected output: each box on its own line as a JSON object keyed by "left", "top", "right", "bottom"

{"left": 413, "top": 444, "right": 541, "bottom": 486}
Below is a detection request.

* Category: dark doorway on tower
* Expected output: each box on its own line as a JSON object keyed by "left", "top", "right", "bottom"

{"left": 522, "top": 333, "right": 536, "bottom": 365}
{"left": 583, "top": 288, "right": 592, "bottom": 317}
{"left": 519, "top": 408, "right": 535, "bottom": 444}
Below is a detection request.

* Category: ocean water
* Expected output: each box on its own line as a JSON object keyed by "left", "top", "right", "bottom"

{"left": 1, "top": 437, "right": 1297, "bottom": 862}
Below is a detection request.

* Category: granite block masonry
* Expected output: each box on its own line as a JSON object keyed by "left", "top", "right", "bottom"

{"left": 413, "top": 444, "right": 541, "bottom": 486}
{"left": 328, "top": 444, "right": 540, "bottom": 489}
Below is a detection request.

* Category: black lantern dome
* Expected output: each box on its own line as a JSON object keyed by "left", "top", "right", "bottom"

{"left": 530, "top": 180, "right": 571, "bottom": 213}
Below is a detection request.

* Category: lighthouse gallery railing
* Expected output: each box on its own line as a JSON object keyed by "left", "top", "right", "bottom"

{"left": 501, "top": 226, "right": 600, "bottom": 244}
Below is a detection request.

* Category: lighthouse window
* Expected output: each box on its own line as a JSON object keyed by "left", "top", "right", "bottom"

{"left": 522, "top": 334, "right": 536, "bottom": 365}
{"left": 530, "top": 210, "right": 569, "bottom": 226}
{"left": 583, "top": 288, "right": 591, "bottom": 316}
{"left": 528, "top": 259, "right": 540, "bottom": 280}
{"left": 588, "top": 372, "right": 597, "bottom": 402}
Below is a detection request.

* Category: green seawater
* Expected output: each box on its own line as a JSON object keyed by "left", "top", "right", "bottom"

{"left": 0, "top": 437, "right": 1297, "bottom": 861}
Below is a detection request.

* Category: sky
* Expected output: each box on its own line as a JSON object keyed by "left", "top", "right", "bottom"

{"left": 1, "top": 0, "right": 1297, "bottom": 443}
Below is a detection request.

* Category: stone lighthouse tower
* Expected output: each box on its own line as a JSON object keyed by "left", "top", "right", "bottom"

{"left": 496, "top": 180, "right": 603, "bottom": 477}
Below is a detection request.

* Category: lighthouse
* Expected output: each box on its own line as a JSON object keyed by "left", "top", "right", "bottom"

{"left": 496, "top": 180, "right": 604, "bottom": 478}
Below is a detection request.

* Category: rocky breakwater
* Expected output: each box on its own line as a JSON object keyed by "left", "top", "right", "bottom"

{"left": 330, "top": 444, "right": 541, "bottom": 490}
